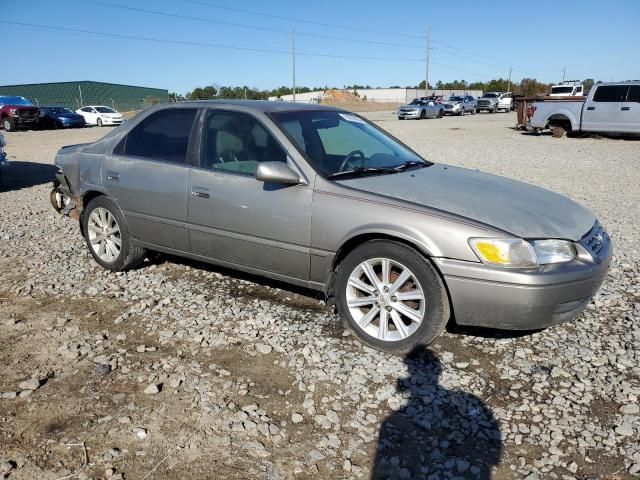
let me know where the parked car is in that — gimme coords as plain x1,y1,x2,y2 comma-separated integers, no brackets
475,92,500,113
398,99,444,119
0,96,39,132
497,92,513,112
76,105,123,127
550,82,585,97
51,101,611,354
38,106,86,129
443,95,477,116
528,81,640,137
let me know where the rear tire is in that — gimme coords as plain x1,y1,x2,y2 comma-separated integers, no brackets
2,118,16,132
82,196,146,272
437,109,444,118
335,240,450,355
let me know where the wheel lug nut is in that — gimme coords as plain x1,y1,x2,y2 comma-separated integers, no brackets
386,306,392,311
383,286,389,293
391,296,397,302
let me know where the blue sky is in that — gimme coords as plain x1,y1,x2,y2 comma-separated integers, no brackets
2,0,639,93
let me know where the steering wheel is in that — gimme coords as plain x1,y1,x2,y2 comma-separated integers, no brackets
338,150,365,172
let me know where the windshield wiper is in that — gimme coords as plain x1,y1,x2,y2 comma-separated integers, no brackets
327,167,398,179
393,160,430,172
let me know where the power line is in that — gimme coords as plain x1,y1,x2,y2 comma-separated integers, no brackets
432,40,561,76
178,0,426,40
0,20,424,62
81,0,424,49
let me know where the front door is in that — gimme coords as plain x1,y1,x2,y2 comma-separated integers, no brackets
582,84,627,132
103,108,198,252
187,109,312,281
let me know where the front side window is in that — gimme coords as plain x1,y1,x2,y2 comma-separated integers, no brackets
201,110,287,175
120,108,196,163
551,86,573,94
593,85,628,102
272,110,428,178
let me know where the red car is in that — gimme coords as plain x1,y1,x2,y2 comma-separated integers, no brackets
0,96,39,132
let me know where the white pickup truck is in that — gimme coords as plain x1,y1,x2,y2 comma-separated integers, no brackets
528,81,640,137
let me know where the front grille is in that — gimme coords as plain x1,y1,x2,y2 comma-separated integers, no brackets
477,100,491,106
581,221,610,261
18,109,38,118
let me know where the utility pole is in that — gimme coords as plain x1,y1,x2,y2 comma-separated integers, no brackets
292,30,296,103
562,66,566,83
424,26,430,95
78,84,83,107
507,66,512,92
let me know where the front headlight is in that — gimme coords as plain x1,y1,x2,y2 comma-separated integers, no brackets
530,239,576,264
469,238,537,268
469,238,576,268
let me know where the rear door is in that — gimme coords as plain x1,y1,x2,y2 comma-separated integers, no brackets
618,84,640,133
582,84,627,132
103,108,198,252
187,108,312,280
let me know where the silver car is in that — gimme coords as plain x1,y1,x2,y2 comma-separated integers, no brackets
397,98,444,120
51,101,611,354
443,95,477,116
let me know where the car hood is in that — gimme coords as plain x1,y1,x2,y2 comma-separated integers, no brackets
337,164,595,240
2,104,37,110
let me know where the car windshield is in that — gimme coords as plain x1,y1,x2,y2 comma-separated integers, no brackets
551,86,573,94
47,107,74,114
271,110,430,178
0,96,33,106
95,107,116,113
481,93,499,98
449,96,464,101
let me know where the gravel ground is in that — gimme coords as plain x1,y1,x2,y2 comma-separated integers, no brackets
0,114,639,480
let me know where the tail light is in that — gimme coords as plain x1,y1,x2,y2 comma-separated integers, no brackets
527,105,536,118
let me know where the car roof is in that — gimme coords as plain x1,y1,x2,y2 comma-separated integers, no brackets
164,99,343,113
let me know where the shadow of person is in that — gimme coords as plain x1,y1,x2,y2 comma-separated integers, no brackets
0,161,58,192
372,346,502,479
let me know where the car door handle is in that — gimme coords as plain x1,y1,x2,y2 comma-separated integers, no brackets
586,106,595,111
106,171,120,181
621,106,630,111
191,187,210,199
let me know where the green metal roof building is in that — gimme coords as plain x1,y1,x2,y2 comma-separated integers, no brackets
0,81,170,112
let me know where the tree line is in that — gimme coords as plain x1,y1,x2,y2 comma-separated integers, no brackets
172,78,597,101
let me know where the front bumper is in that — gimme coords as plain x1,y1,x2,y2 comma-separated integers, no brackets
100,117,123,125
434,236,612,330
476,104,496,111
398,110,421,119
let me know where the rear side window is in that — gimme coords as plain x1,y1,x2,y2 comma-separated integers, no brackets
592,85,628,102
626,86,640,102
121,109,197,163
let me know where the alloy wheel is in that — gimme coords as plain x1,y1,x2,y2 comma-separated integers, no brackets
346,257,425,342
87,207,122,263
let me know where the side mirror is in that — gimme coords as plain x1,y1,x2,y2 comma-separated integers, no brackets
255,161,301,185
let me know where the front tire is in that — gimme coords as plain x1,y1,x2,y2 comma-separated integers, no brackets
335,240,450,355
420,109,426,119
82,196,146,271
97,118,103,127
3,118,16,132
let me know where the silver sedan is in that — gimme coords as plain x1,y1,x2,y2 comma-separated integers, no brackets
397,99,444,120
52,101,611,354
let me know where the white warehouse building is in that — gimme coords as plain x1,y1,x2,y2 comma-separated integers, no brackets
268,88,484,103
